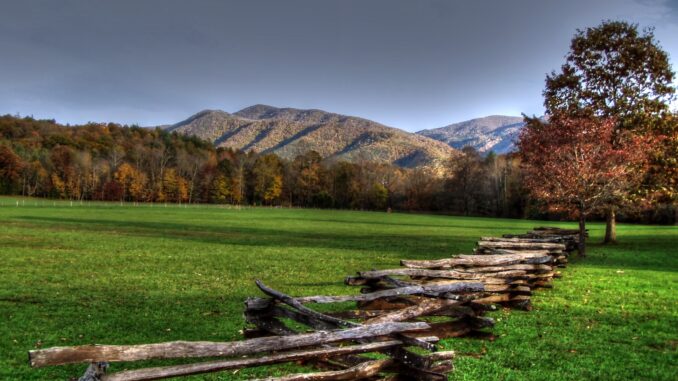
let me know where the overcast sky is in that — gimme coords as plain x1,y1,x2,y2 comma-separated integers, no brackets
1,0,676,131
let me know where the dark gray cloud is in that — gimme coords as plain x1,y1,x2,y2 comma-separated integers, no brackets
1,0,676,131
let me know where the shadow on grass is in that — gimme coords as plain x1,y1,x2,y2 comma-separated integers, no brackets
246,214,534,230
14,215,481,259
13,215,677,272
582,239,678,272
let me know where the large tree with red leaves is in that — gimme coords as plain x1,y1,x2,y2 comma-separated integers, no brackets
543,20,675,243
518,114,652,256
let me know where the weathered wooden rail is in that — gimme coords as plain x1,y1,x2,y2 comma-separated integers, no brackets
28,226,581,380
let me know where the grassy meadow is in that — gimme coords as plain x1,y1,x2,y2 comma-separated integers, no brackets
0,197,676,380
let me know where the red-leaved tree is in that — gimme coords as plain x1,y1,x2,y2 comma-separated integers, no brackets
518,114,652,256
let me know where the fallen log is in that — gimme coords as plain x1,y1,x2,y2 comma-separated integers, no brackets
29,322,430,367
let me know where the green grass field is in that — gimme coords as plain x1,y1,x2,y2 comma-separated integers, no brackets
0,197,676,380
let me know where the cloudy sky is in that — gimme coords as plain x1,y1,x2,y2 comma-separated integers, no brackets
1,0,676,131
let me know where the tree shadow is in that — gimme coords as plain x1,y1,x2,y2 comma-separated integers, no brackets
14,215,481,260
13,215,676,272
580,237,678,272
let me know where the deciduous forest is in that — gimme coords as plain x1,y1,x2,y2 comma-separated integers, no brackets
1,114,674,224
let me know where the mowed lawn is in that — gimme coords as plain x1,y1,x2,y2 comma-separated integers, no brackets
0,198,676,380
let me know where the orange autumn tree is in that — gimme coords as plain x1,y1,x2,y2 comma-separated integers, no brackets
115,163,147,202
518,114,652,256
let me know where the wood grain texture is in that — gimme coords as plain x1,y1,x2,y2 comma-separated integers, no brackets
100,341,411,381
358,268,527,280
29,322,429,367
401,253,552,269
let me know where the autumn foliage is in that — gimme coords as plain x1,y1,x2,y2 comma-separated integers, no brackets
518,114,652,255
2,113,672,225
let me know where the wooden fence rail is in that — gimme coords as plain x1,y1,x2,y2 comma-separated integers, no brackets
28,226,580,380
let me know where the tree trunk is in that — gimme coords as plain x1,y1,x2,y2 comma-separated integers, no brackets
603,207,617,244
578,211,586,257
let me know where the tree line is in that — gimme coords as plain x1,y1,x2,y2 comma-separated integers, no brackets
0,114,531,214
1,113,673,224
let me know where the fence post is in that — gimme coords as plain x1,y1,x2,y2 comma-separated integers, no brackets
78,362,108,381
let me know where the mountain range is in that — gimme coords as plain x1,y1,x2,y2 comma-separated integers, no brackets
165,105,525,167
417,115,525,155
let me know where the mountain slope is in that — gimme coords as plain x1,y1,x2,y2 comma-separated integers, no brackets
417,115,525,154
167,105,458,168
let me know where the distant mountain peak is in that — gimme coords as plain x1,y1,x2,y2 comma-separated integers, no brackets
167,105,458,168
193,109,231,118
417,115,526,155
234,104,281,119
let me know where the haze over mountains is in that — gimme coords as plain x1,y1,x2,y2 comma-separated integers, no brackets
166,105,525,167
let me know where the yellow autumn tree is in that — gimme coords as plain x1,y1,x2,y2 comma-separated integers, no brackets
263,174,283,204
115,163,147,201
211,175,231,203
162,168,189,203
252,154,284,205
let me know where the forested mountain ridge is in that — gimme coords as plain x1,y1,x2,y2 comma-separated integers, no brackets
417,115,525,154
166,105,458,168
0,114,478,211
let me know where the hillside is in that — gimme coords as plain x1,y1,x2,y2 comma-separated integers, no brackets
166,105,457,168
417,115,525,154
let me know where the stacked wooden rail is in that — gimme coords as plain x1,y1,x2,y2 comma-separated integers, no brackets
502,226,587,253
29,319,445,381
347,251,553,312
475,238,569,268
244,280,458,381
28,279,456,381
28,226,582,380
